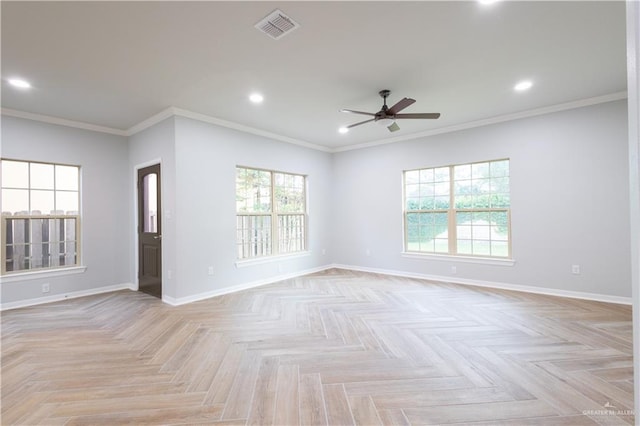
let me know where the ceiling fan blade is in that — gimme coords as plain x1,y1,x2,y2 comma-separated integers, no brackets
387,122,400,132
346,118,375,129
387,98,416,115
341,109,376,116
394,113,441,119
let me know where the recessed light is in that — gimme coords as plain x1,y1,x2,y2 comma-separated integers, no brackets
478,0,500,5
514,80,533,92
249,93,264,103
338,127,349,134
8,78,31,89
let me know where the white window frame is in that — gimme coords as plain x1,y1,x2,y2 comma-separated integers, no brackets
1,159,81,275
403,159,511,260
236,166,307,261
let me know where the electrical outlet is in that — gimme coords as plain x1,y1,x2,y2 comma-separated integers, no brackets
451,266,457,274
322,248,326,255
167,269,173,279
42,283,50,293
571,264,581,275
208,266,214,276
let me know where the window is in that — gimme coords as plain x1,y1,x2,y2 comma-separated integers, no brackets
236,167,306,259
1,159,80,274
404,159,510,258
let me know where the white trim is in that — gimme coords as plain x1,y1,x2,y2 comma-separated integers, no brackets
401,252,516,266
170,108,332,153
235,251,312,268
334,92,629,153
1,108,127,136
331,263,632,306
162,265,332,306
3,92,627,154
125,107,175,136
0,282,136,311
1,266,87,283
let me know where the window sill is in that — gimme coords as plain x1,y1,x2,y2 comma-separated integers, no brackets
401,252,515,266
235,251,311,268
1,266,87,283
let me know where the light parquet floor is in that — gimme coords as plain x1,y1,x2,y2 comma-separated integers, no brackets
1,269,634,425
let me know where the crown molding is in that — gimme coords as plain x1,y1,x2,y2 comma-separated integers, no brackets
170,108,332,153
333,91,629,153
1,108,127,136
3,90,627,154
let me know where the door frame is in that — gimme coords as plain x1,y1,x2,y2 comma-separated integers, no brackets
133,159,163,293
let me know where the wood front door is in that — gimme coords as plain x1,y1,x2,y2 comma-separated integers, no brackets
138,164,162,298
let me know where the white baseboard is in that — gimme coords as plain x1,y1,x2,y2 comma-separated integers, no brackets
331,264,632,306
0,282,136,311
3,263,629,310
162,265,334,306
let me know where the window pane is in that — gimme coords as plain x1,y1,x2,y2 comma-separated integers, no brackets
491,241,509,257
405,212,448,253
274,172,305,214
31,190,54,214
472,162,489,179
473,240,491,256
31,163,54,190
279,214,305,253
455,209,509,258
237,215,271,258
56,191,79,214
2,189,29,214
457,239,472,255
434,196,450,209
405,183,419,199
434,239,449,253
491,160,509,177
1,160,29,188
420,169,434,182
405,170,419,184
419,198,435,210
142,173,158,232
434,167,449,182
454,164,471,180
236,168,271,213
56,165,79,191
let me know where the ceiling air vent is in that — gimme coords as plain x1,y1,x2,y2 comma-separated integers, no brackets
255,9,300,40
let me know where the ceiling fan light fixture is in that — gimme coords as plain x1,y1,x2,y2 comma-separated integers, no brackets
376,117,395,127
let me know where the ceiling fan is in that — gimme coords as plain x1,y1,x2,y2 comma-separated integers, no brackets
341,90,440,132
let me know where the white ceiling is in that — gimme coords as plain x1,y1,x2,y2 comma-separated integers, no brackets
1,1,627,150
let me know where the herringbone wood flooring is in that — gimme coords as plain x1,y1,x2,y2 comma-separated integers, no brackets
1,269,634,425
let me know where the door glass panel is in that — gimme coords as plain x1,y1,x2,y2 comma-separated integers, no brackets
143,173,158,233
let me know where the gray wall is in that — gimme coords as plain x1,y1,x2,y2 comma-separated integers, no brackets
128,117,178,300
173,116,333,300
1,116,130,303
332,100,631,297
0,98,631,307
